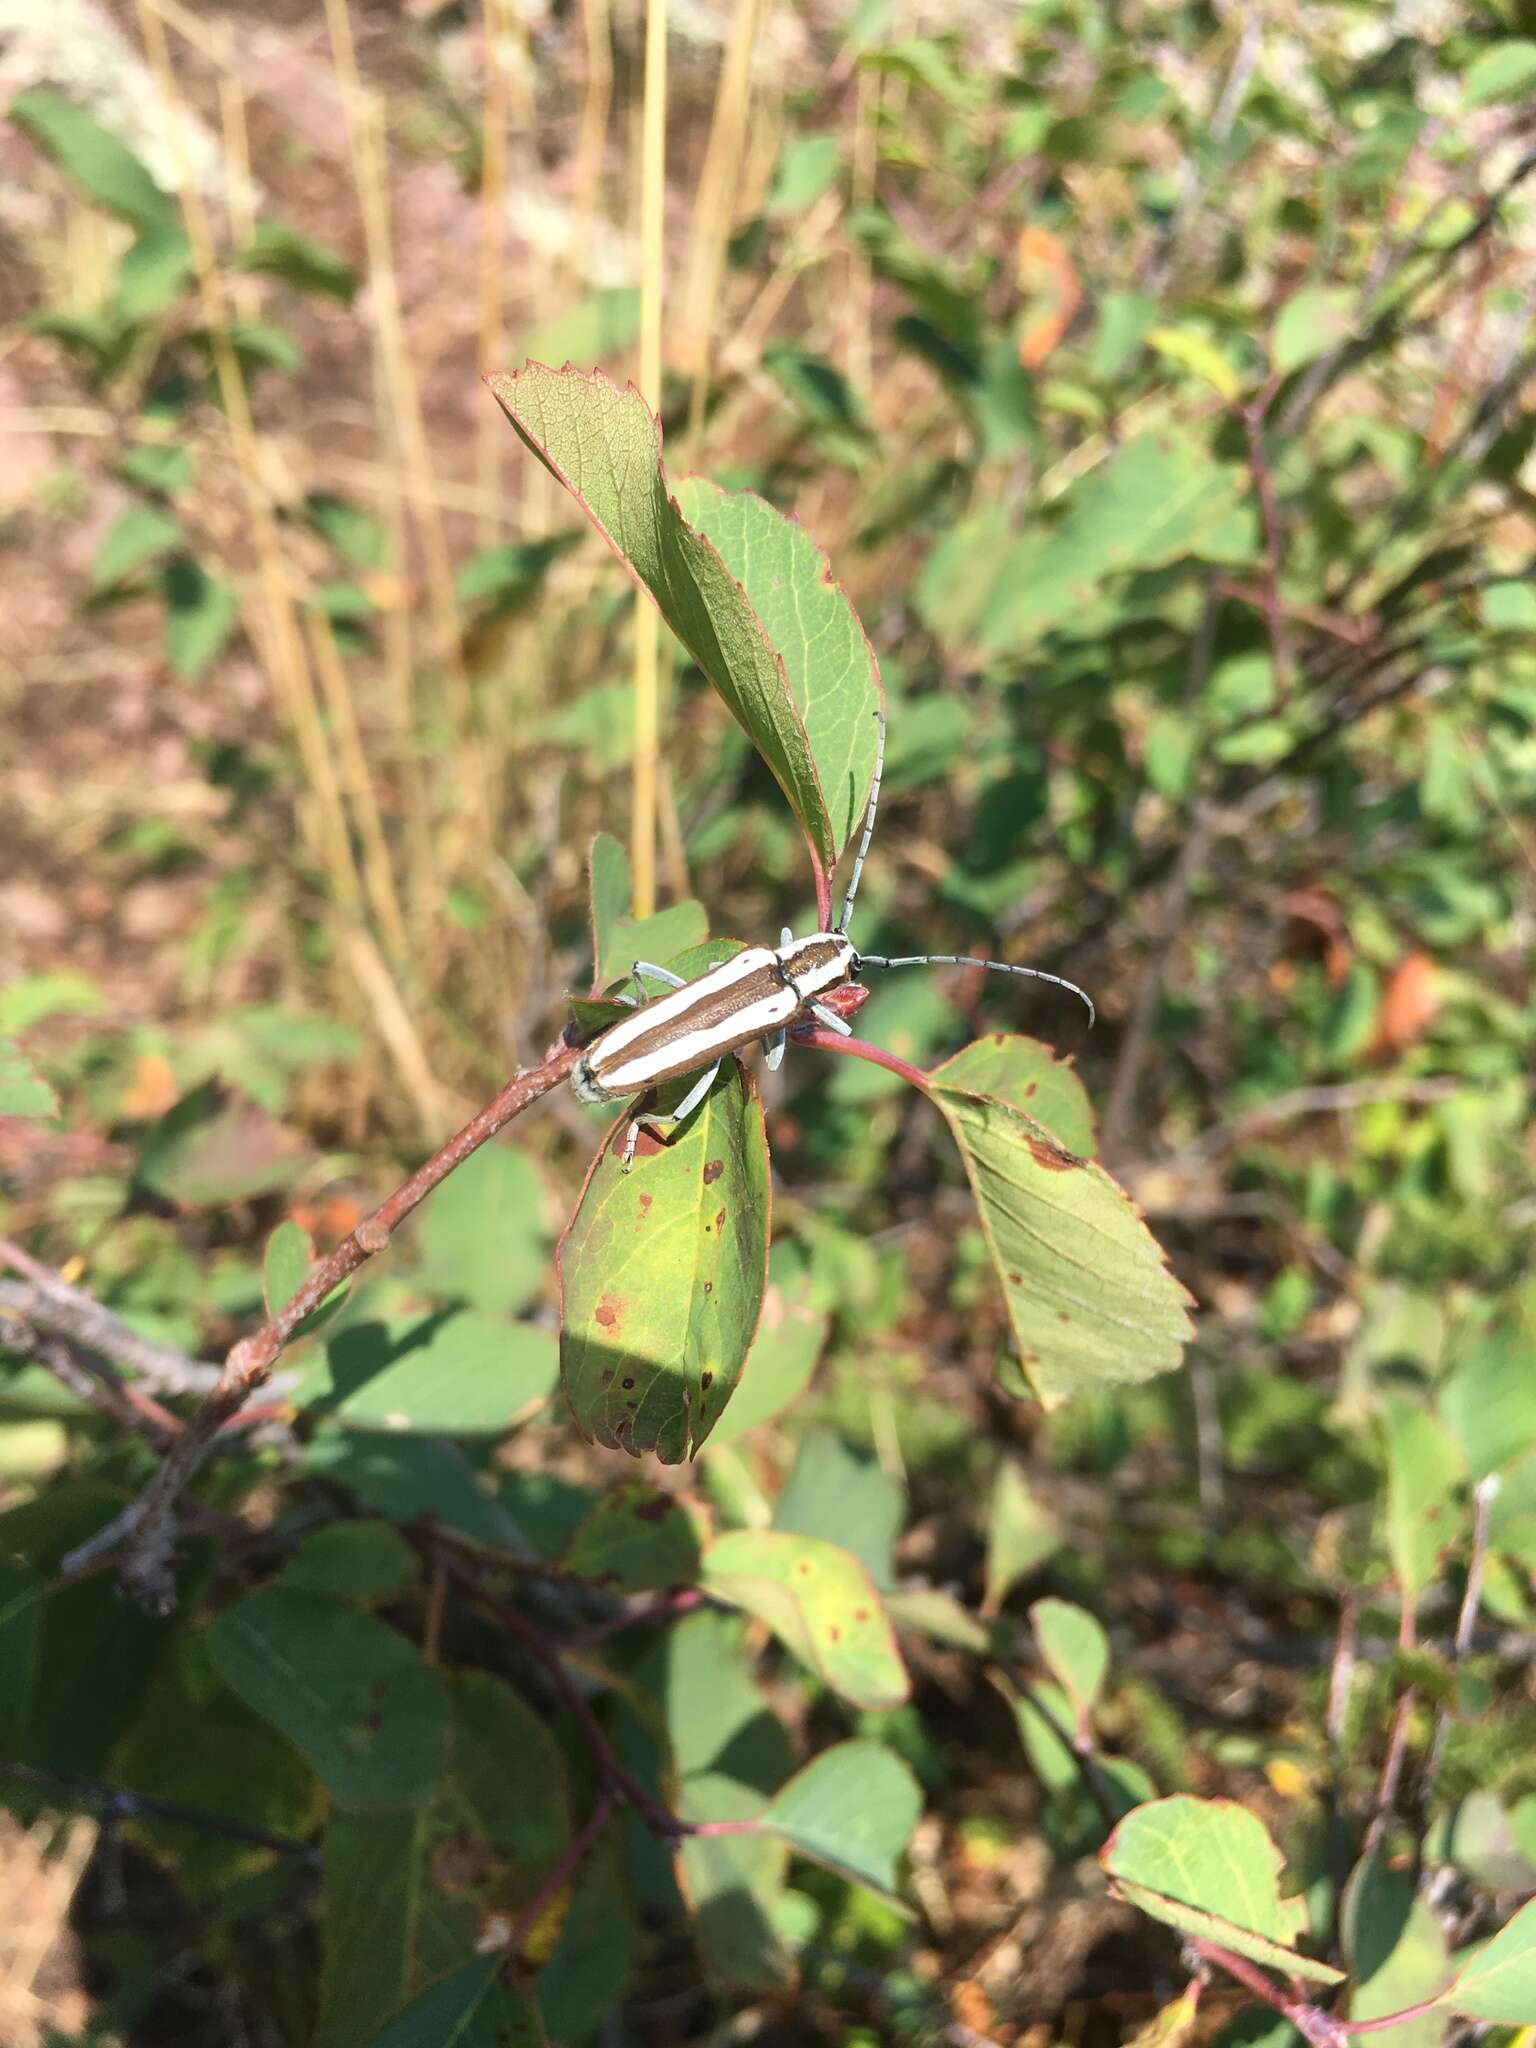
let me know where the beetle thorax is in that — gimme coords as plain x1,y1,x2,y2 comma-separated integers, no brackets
776,931,857,999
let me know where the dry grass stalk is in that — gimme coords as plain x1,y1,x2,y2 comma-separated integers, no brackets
134,0,363,923
631,0,670,919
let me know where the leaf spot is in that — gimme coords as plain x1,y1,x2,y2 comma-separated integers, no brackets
703,1158,725,1184
1027,1136,1081,1172
595,1294,623,1329
635,1495,674,1522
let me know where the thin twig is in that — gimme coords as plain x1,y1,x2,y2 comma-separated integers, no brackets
0,1761,319,1865
1419,1473,1501,1825
59,1042,582,1604
1242,382,1292,700
0,1309,183,1445
0,1261,219,1395
502,1789,615,1963
425,1541,686,1840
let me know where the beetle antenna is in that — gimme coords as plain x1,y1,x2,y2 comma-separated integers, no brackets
836,707,886,936
858,953,1096,1029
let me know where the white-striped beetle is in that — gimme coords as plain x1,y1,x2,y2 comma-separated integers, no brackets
572,712,1094,1168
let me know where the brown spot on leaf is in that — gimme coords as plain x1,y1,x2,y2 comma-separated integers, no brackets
700,1372,714,1392
703,1281,713,1293
703,1158,725,1184
364,1710,383,1733
1008,1271,1022,1284
368,1680,388,1699
1057,1310,1070,1322
595,1294,623,1330
827,1625,841,1642
621,1376,636,1390
635,1494,674,1523
1025,1081,1038,1097
1027,1136,1080,1172
793,1559,814,1579
600,1369,615,1384
715,1208,726,1232
637,1192,653,1216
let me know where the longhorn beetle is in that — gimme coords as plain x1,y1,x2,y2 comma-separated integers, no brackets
572,711,1095,1169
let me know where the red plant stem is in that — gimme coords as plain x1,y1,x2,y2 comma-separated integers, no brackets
1190,1943,1346,2048
793,1026,931,1092
60,1041,582,1597
1241,381,1293,701
427,1543,687,1841
566,1587,705,1649
504,1789,615,1963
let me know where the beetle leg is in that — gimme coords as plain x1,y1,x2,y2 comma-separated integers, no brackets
632,959,687,1004
810,1001,853,1036
619,1061,723,1172
762,1029,787,1071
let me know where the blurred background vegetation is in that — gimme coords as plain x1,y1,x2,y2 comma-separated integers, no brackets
2,0,1535,2040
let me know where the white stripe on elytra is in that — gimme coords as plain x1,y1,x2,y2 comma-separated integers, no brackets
590,947,779,1063
591,983,801,1093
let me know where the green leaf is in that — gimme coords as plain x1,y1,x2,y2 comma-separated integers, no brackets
1438,1897,1536,2019
416,1143,550,1316
1272,286,1353,375
135,1082,312,1205
364,1957,547,2048
559,1057,769,1463
928,1057,1194,1405
93,504,184,590
305,1432,518,1549
0,973,104,1037
704,1240,830,1447
0,1042,59,1121
919,434,1252,659
438,1669,569,1906
162,556,239,679
1463,40,1536,107
110,1633,321,1893
1342,1847,1452,2047
1440,1333,1536,1479
772,1427,904,1588
206,1588,447,1809
262,1218,312,1315
455,536,574,612
116,225,193,321
517,286,640,366
588,832,632,979
1382,1400,1466,1602
929,1035,1096,1157
1091,290,1157,381
594,901,713,994
562,1484,703,1590
281,1520,419,1601
304,492,390,569
116,442,193,496
1030,1598,1110,1725
10,90,176,233
487,365,836,877
981,1461,1059,1617
1101,1795,1344,1985
701,1528,910,1711
315,1808,428,2048
300,1309,559,1433
766,132,841,218
228,317,303,376
237,220,358,302
1145,326,1244,401
761,1740,922,1898
674,477,883,861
